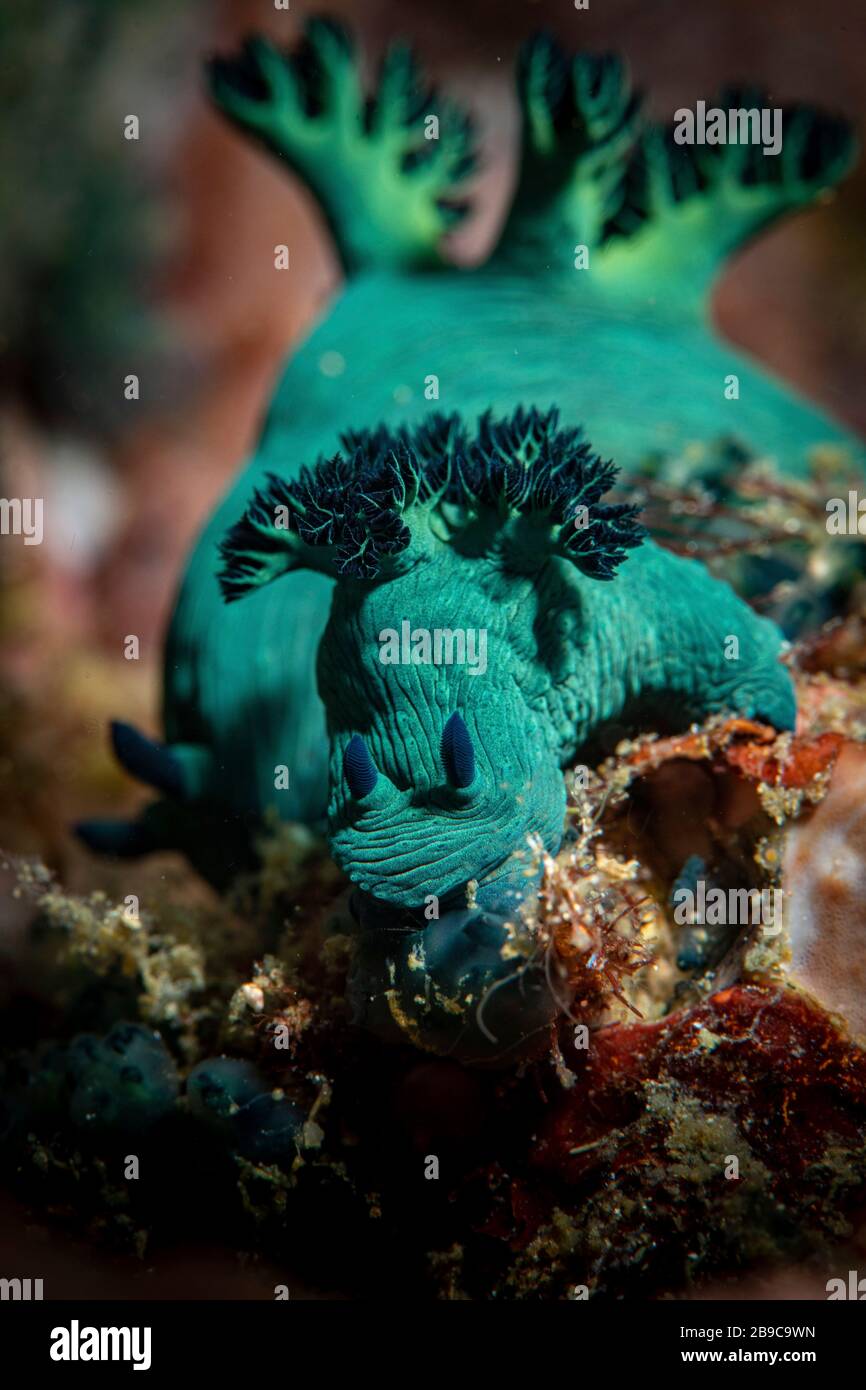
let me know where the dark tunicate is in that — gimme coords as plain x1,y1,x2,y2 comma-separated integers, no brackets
65,1024,179,1133
349,907,558,1066
186,1056,303,1165
1,1024,179,1139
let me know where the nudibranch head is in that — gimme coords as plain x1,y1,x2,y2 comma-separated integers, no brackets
219,406,643,920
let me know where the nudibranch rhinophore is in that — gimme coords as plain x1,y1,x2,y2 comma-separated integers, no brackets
79,18,863,1061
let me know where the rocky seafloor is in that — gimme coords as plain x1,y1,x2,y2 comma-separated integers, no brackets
3,452,866,1300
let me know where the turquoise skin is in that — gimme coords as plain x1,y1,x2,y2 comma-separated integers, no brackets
79,21,861,1059
319,510,795,914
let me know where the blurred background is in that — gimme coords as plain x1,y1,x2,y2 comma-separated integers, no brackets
0,0,864,1296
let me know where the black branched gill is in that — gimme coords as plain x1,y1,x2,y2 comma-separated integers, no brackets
219,406,645,594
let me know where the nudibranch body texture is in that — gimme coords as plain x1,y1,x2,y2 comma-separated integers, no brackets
81,21,861,1060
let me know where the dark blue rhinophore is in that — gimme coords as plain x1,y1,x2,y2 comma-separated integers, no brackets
344,734,379,799
441,711,476,789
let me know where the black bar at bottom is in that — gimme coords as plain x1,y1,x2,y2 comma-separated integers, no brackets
0,1297,861,1375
